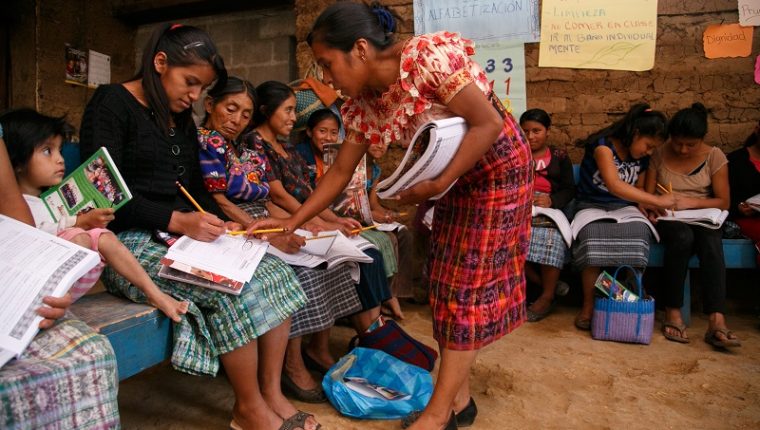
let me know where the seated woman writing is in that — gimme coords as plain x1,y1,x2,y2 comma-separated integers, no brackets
79,24,319,430
197,76,363,402
644,103,739,348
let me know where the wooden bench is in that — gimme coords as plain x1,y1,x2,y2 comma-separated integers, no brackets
70,293,172,381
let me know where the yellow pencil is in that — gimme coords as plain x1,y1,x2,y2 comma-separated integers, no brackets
398,211,408,216
656,183,670,194
350,225,378,234
175,181,205,214
227,228,286,236
305,234,337,241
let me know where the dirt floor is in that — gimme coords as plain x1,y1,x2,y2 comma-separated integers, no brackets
118,299,760,430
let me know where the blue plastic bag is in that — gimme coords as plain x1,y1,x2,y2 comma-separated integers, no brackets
322,347,433,419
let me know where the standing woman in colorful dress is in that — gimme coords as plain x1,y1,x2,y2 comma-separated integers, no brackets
249,3,533,429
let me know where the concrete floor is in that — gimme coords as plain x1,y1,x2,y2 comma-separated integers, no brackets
118,300,760,430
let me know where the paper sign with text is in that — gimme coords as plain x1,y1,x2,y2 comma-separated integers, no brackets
473,41,526,118
538,0,657,71
739,0,760,26
414,0,540,42
703,23,753,58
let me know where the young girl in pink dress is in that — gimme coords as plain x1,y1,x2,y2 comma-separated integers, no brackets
2,108,188,322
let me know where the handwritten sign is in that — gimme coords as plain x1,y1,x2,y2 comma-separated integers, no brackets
473,41,526,118
538,0,657,71
703,24,753,59
414,0,540,42
739,0,760,26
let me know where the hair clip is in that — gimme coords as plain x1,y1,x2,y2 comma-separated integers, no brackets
183,41,205,51
170,23,183,30
644,108,653,112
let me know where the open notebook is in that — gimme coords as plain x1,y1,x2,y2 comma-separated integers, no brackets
376,117,467,200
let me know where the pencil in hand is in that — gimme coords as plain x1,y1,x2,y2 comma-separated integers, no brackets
350,225,378,235
227,228,286,236
175,181,205,214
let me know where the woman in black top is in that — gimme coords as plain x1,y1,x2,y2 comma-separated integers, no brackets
80,24,320,430
728,120,760,266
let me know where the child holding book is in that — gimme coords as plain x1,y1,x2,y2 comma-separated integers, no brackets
519,108,575,322
572,103,676,331
644,103,739,348
0,123,120,430
1,108,189,321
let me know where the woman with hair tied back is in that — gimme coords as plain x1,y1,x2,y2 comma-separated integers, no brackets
248,3,533,429
571,103,676,332
644,103,739,348
80,24,318,430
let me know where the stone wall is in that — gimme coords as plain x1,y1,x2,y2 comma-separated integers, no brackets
7,0,136,131
294,0,760,162
135,7,297,86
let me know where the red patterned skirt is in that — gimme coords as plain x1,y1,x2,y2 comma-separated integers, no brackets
428,115,533,351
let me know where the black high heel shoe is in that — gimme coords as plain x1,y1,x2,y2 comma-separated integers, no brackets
454,397,478,427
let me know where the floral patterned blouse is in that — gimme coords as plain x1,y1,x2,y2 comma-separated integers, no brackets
243,130,314,204
197,127,269,202
341,31,491,148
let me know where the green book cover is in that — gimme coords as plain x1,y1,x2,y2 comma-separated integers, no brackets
40,147,132,222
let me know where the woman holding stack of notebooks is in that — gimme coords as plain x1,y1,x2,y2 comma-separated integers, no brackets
249,3,534,429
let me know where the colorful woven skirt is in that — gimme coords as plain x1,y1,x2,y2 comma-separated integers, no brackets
103,229,306,376
0,319,119,429
238,200,363,337
428,121,533,351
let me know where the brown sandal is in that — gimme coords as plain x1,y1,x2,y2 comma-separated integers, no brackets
661,321,690,344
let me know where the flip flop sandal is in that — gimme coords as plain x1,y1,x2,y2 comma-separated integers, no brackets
661,321,690,344
281,411,321,430
704,328,741,348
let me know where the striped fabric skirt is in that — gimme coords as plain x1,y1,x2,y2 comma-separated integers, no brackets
527,224,568,269
0,318,119,429
239,200,363,337
429,117,533,351
572,220,652,269
103,229,306,376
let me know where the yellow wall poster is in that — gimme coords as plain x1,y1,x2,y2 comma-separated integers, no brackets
538,0,658,71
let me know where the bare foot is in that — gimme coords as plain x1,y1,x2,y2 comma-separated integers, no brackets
147,291,189,323
262,387,320,430
382,297,405,320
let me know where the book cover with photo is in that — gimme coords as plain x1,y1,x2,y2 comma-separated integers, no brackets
41,147,132,223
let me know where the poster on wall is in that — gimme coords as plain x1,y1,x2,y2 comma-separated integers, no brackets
538,0,658,71
64,45,88,86
87,50,111,88
473,41,527,118
413,0,540,42
703,23,753,59
739,0,760,26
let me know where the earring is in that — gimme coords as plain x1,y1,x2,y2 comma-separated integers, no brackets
360,54,366,62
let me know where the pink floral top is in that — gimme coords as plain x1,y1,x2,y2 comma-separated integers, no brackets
341,31,491,148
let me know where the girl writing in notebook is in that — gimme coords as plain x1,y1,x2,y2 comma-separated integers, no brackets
644,103,739,348
1,108,189,322
79,24,317,430
572,103,676,331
